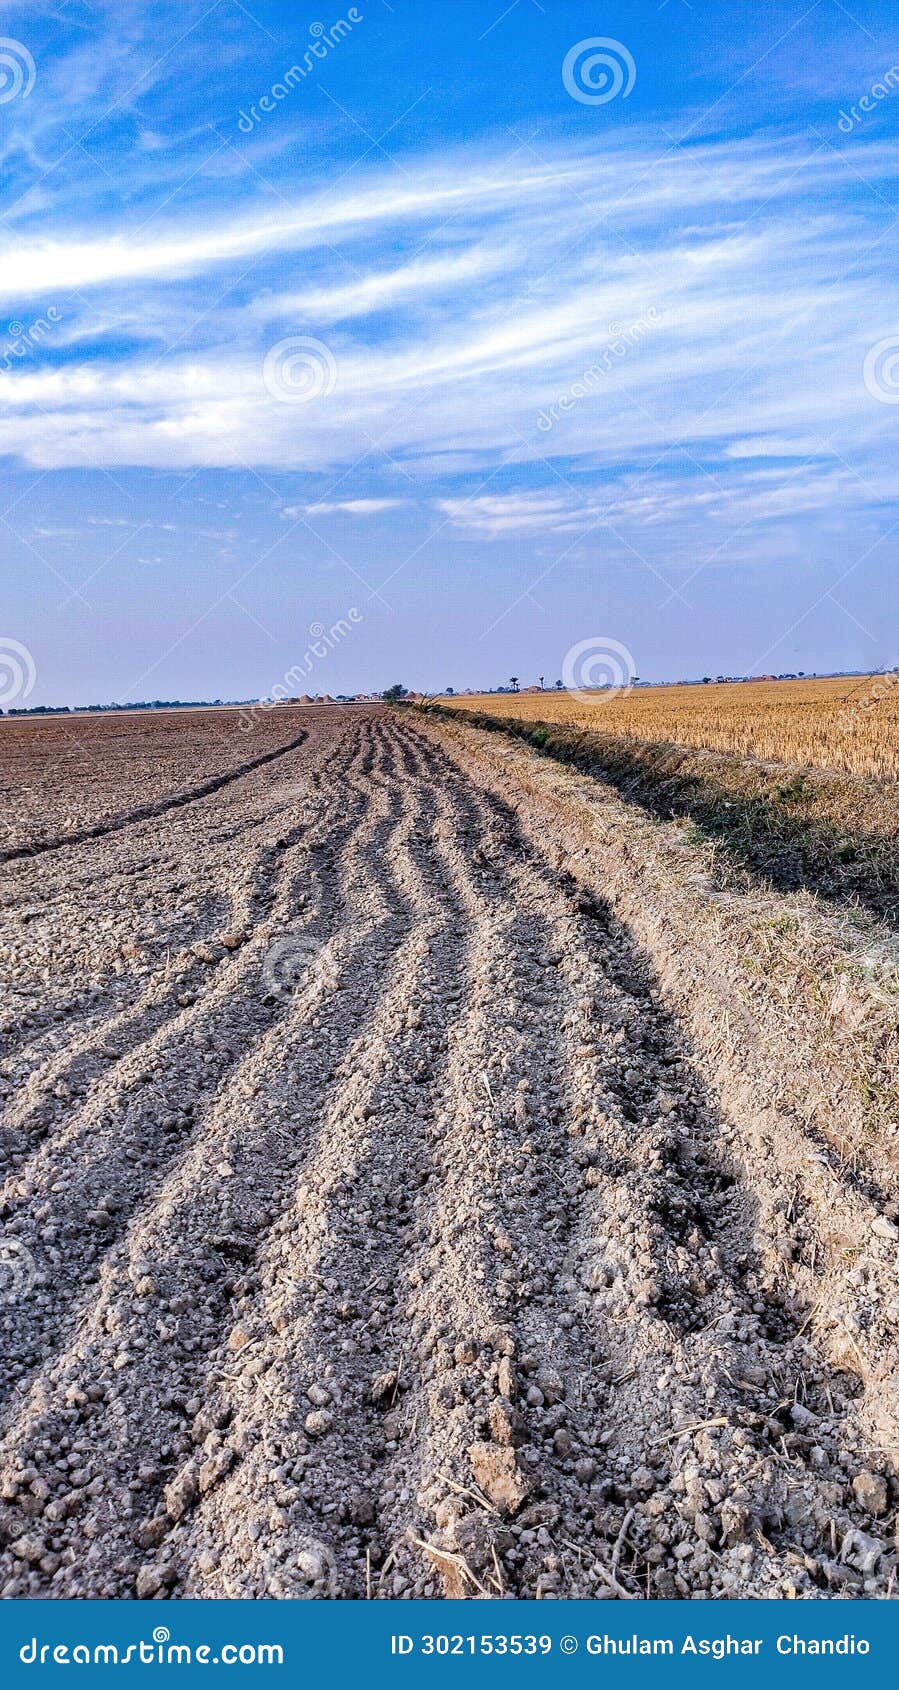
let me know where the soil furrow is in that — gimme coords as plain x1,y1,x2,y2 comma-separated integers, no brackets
0,731,310,864
175,727,463,1597
1,710,895,1603
0,726,374,1420
0,723,423,1594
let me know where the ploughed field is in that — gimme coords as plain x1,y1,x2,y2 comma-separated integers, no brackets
0,705,317,858
1,706,898,1601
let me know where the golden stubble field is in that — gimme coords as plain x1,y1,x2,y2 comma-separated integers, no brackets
438,675,899,780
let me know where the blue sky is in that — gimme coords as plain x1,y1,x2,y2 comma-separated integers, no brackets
1,0,898,705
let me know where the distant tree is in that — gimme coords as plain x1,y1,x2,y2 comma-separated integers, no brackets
555,679,563,689
382,683,408,702
509,675,519,692
445,685,454,695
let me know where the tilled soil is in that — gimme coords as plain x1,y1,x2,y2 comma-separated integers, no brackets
0,704,316,855
0,710,896,1600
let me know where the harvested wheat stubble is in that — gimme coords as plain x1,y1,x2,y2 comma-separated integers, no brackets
420,701,899,936
444,675,899,780
0,707,897,1601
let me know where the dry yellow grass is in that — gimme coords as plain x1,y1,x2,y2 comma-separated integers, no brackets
439,674,899,780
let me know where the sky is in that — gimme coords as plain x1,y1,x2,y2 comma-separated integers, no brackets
1,0,898,706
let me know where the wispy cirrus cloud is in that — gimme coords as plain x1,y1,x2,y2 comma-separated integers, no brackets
0,153,587,299
254,248,508,324
288,498,406,516
4,0,899,707
1,114,898,547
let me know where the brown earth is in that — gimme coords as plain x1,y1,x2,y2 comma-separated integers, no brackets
1,707,897,1600
0,704,331,856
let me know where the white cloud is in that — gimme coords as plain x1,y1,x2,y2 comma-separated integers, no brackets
434,493,583,538
255,250,506,324
724,436,835,458
286,499,406,517
0,157,582,301
0,129,897,554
